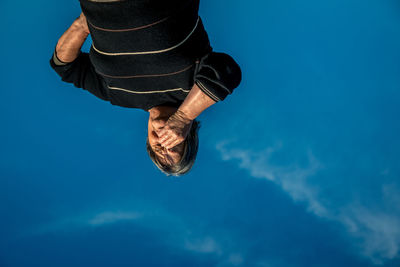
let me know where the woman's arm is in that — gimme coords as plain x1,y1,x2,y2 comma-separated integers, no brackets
158,51,242,150
55,13,90,63
158,83,216,149
50,13,109,101
177,82,216,120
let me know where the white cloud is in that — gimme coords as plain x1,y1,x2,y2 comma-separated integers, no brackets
216,141,400,265
343,206,400,264
184,236,222,254
33,208,242,266
31,210,143,235
217,142,327,217
227,253,244,266
88,211,141,226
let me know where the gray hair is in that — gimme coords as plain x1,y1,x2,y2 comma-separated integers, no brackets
146,120,200,176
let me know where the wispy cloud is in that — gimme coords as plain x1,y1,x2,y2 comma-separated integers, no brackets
184,236,222,254
31,210,143,235
216,141,400,265
227,253,244,266
217,142,327,216
342,206,400,263
33,208,244,266
88,211,141,226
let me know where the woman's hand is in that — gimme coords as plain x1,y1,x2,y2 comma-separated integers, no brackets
158,110,193,150
158,83,217,150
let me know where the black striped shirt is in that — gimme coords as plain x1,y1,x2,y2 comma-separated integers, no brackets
50,0,242,111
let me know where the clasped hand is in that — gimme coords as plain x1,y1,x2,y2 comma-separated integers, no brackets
158,110,193,150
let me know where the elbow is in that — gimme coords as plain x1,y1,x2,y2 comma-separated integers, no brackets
219,52,242,93
194,52,242,102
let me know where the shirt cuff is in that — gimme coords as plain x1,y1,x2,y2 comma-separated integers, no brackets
52,50,69,66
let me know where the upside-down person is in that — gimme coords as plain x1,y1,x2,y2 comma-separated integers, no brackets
50,0,242,176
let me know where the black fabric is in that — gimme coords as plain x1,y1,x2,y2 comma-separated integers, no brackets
50,0,242,111
86,0,199,53
50,52,110,101
195,52,242,102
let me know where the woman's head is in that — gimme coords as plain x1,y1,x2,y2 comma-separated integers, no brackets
146,106,200,176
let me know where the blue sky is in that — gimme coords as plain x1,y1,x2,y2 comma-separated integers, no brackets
1,0,400,266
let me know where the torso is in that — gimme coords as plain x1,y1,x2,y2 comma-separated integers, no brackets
79,0,212,110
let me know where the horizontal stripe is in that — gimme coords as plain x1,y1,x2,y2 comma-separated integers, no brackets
97,64,194,79
86,0,195,32
196,80,220,102
108,86,190,94
88,16,170,32
92,17,200,56
87,0,123,2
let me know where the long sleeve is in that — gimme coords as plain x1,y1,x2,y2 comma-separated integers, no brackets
194,52,242,102
49,50,110,101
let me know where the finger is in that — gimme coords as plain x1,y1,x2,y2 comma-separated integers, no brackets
165,134,183,149
160,131,178,144
166,138,183,150
160,135,173,147
158,131,170,143
161,138,175,149
161,136,177,148
158,130,166,140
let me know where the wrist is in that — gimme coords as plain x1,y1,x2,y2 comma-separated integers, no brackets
173,110,193,124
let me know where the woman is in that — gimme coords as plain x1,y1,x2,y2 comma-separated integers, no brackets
50,0,242,176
